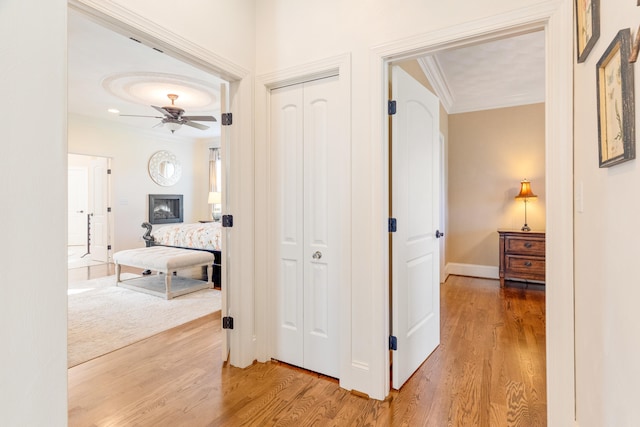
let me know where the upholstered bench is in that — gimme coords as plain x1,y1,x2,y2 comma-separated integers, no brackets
113,246,215,299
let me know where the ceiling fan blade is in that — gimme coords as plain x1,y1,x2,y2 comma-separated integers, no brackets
184,121,209,130
151,105,172,116
182,115,217,122
120,114,163,118
152,122,164,128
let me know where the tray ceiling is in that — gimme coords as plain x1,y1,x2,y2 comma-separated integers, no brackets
68,9,225,140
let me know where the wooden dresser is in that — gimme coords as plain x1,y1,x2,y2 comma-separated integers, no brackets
498,230,545,287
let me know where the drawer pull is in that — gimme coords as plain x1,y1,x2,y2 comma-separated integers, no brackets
524,242,533,248
524,261,532,267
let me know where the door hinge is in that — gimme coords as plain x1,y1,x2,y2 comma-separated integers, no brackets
388,100,397,115
389,335,398,351
222,214,233,228
107,245,112,250
222,316,234,329
388,218,397,233
107,169,112,174
107,207,112,213
221,113,233,126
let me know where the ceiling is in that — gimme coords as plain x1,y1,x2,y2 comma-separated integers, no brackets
68,12,545,139
67,9,226,140
419,31,546,114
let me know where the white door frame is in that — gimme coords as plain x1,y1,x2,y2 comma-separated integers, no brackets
371,2,575,424
68,0,255,368
439,133,447,283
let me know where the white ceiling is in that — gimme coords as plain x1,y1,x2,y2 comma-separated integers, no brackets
68,11,545,138
67,9,226,140
419,31,546,114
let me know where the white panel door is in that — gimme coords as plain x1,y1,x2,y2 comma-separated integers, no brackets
90,157,109,263
271,75,342,378
391,65,441,389
271,82,305,368
68,167,88,246
302,76,341,378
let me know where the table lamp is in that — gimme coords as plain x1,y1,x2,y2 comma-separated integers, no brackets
515,179,537,231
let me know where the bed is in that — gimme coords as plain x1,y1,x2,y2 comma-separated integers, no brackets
141,221,222,286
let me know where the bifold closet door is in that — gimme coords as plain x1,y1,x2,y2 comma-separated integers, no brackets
270,75,341,378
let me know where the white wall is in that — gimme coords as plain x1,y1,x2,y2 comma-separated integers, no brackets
574,1,640,426
0,0,68,425
68,114,213,252
255,0,571,405
448,104,546,267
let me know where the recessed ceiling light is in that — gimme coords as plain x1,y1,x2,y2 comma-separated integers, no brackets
107,108,120,114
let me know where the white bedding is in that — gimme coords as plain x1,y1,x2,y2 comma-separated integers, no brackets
151,222,222,251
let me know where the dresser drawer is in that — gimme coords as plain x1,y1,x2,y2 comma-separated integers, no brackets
504,255,545,281
498,230,546,287
504,236,545,256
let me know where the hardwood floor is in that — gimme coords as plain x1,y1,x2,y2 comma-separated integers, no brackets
68,271,546,426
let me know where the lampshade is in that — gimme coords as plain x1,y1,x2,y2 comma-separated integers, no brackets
208,191,221,204
515,179,537,199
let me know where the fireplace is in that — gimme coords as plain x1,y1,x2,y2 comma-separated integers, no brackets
149,194,183,224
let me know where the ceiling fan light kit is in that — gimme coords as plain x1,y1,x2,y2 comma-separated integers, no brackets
121,93,216,134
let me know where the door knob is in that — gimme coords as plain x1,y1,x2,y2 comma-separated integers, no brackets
312,251,322,260
76,210,84,213
435,230,444,238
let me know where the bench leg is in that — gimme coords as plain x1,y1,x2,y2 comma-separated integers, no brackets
115,263,121,284
207,264,213,288
165,272,172,299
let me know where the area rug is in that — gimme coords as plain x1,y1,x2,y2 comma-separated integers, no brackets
68,273,221,367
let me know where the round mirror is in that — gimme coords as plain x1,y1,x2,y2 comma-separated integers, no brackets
158,160,175,179
149,151,182,186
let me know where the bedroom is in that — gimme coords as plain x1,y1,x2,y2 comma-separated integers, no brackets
67,9,226,265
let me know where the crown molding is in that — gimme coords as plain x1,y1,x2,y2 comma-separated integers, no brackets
69,0,248,82
417,56,454,114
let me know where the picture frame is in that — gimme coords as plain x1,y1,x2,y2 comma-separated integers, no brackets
596,29,635,168
575,0,600,63
630,25,640,63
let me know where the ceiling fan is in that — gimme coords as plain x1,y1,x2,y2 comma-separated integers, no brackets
120,93,216,133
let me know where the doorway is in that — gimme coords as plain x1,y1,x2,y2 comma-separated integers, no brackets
67,2,245,366
376,13,574,418
67,153,111,269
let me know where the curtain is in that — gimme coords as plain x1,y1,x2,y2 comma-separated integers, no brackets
209,148,221,192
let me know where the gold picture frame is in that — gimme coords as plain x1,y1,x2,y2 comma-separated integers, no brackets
596,29,635,168
575,0,600,63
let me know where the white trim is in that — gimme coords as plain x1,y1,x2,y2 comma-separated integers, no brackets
254,54,353,389
418,56,454,114
371,2,575,425
419,52,545,114
446,263,499,280
68,0,248,81
372,2,560,61
451,97,546,114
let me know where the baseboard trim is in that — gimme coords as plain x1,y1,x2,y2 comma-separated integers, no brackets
445,263,499,280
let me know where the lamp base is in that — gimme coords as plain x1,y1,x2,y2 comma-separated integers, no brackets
521,224,531,232
212,211,221,222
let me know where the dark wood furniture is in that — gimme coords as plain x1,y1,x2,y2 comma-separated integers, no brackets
498,230,545,287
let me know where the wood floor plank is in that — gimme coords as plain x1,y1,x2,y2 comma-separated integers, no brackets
68,271,546,426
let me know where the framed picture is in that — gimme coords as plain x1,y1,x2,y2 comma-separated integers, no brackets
631,25,640,63
596,29,635,168
575,0,600,62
